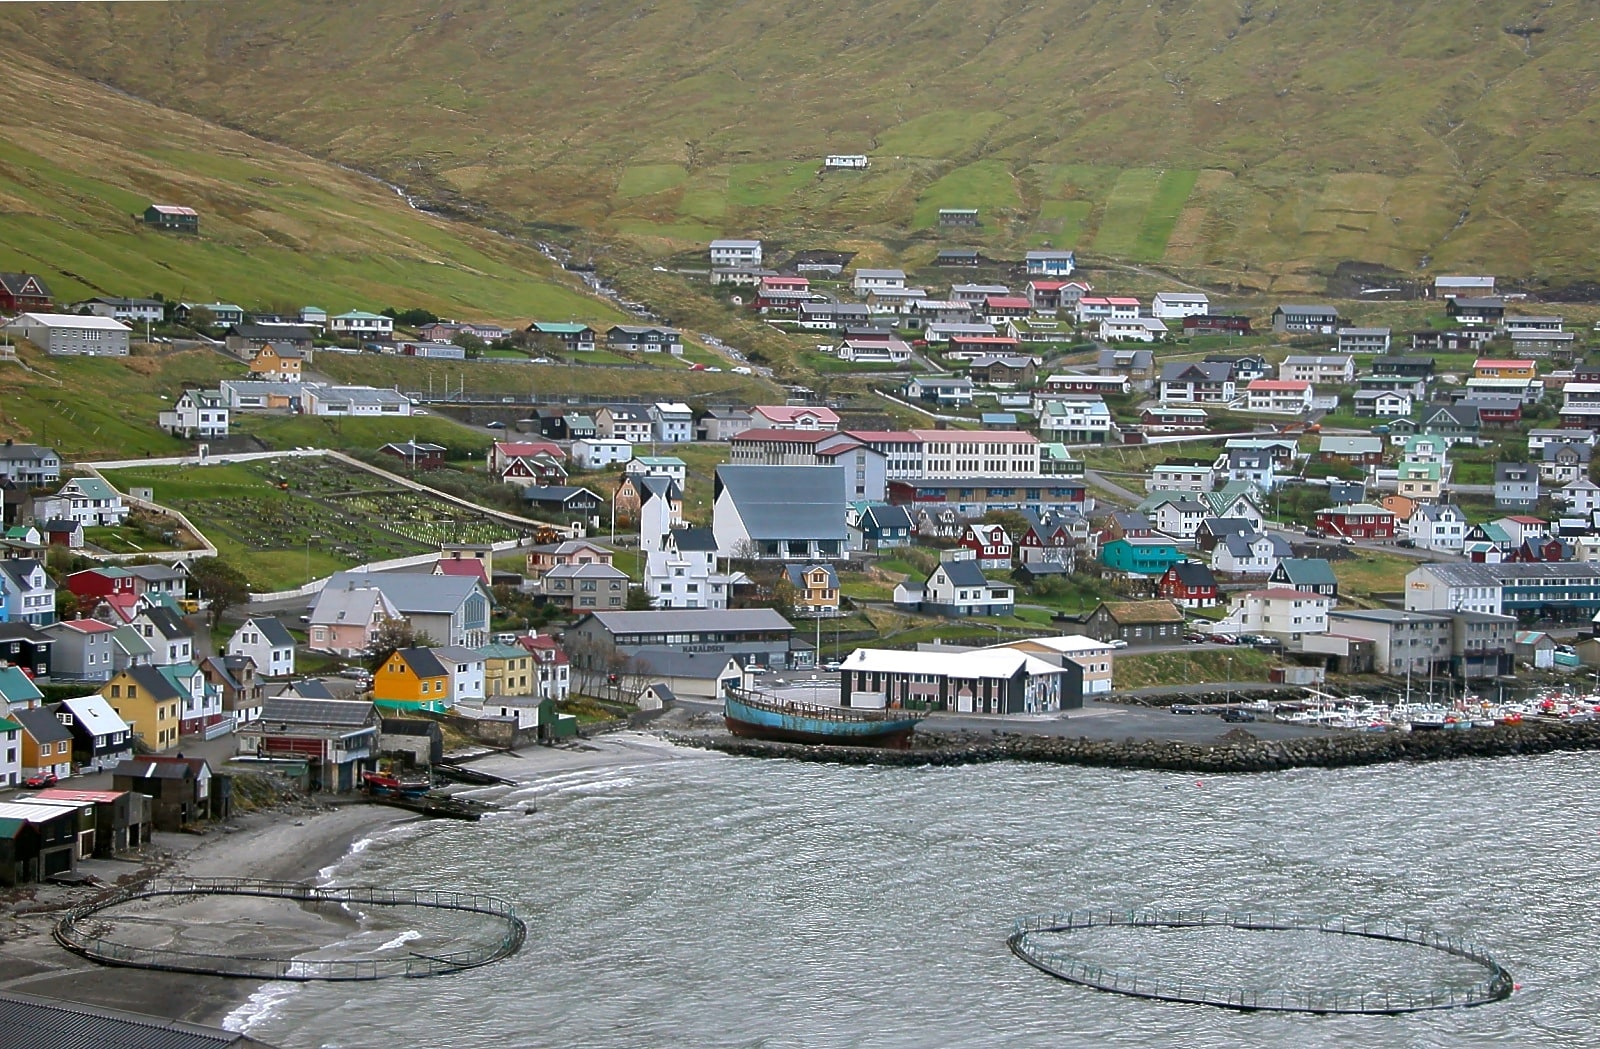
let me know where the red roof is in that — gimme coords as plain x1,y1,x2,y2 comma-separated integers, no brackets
751,405,840,425
908,428,1037,443
1474,359,1529,369
55,618,116,634
436,559,489,583
730,428,841,444
984,296,1032,309
1028,281,1068,291
34,788,126,804
1107,297,1141,306
150,205,199,216
494,440,566,460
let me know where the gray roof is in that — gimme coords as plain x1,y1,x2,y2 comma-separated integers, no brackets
936,558,990,588
544,562,630,580
324,570,485,616
0,989,277,1049
643,682,679,703
1495,462,1537,484
715,465,847,541
630,651,742,680
0,621,52,644
242,616,296,648
1160,361,1232,383
1273,558,1338,587
861,504,913,531
1418,562,1600,587
1543,442,1594,462
283,679,336,700
667,527,719,552
1276,304,1339,316
137,606,191,640
123,664,183,703
259,696,376,727
396,646,451,677
10,706,72,746
581,608,795,636
124,564,187,584
308,584,395,627
785,563,839,588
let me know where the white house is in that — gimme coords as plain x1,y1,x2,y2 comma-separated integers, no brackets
328,311,395,340
1150,499,1208,539
47,477,129,527
851,269,907,295
1279,356,1355,384
1407,503,1468,553
1038,397,1113,444
6,313,131,356
625,456,688,487
227,616,297,678
301,385,412,416
650,402,694,444
1150,293,1210,319
920,558,1016,617
645,527,747,610
158,389,230,439
572,439,633,470
1563,479,1600,516
0,560,55,627
1146,464,1214,493
709,240,763,267
1244,380,1314,415
1225,588,1332,639
1211,532,1291,576
1099,317,1168,342
435,646,487,702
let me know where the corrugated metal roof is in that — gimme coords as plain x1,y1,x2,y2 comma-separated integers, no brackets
0,989,275,1048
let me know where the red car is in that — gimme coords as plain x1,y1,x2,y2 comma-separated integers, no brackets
23,772,57,789
1210,635,1238,646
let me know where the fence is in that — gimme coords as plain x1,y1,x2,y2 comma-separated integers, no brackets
55,877,527,981
1008,908,1513,1014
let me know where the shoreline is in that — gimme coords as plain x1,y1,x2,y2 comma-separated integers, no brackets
0,733,691,1032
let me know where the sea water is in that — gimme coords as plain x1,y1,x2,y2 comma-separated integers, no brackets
230,748,1600,1048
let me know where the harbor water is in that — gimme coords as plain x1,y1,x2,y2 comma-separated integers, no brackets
233,745,1599,1048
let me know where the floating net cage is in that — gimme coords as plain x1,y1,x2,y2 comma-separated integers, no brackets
55,877,527,981
1008,908,1513,1014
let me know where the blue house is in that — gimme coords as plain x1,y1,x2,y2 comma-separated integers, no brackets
1100,537,1184,576
1025,250,1077,277
850,504,913,550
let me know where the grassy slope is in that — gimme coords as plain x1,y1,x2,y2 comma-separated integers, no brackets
9,2,1600,286
0,50,617,325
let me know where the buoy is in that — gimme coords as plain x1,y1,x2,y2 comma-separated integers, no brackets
1195,780,1204,787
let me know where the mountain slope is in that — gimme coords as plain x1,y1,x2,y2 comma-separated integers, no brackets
0,48,617,322
6,1,1598,287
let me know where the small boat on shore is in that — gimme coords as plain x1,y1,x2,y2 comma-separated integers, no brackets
362,770,433,798
723,689,924,749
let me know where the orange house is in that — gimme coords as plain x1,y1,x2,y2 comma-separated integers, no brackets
101,666,182,752
371,647,451,711
1473,359,1535,380
249,343,304,381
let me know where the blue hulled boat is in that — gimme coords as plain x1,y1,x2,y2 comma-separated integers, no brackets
723,689,923,749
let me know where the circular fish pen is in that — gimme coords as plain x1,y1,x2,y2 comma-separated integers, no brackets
55,877,527,981
1008,909,1513,1014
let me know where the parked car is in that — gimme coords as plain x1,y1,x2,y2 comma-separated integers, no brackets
1340,536,1357,546
1396,537,1415,548
1108,639,1129,649
486,420,506,429
23,772,57,789
1220,708,1257,723
1306,527,1325,538
1185,633,1208,644
1171,704,1199,715
1210,634,1238,645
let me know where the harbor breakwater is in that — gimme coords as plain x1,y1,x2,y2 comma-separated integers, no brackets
665,719,1600,774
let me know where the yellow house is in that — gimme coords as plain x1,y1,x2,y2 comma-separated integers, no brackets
479,643,534,696
1472,358,1535,380
249,343,304,381
784,564,840,617
371,647,451,711
101,666,182,751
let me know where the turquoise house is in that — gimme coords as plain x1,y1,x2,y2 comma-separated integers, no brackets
1100,537,1184,576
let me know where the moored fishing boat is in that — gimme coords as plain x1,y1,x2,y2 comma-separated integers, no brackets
362,769,433,797
723,688,924,748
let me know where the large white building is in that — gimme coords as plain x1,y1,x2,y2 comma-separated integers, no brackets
709,240,763,267
645,527,747,609
5,313,130,356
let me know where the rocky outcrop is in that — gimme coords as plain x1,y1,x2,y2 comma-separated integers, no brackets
664,720,1600,774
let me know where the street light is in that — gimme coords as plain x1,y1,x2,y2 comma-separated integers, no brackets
305,534,322,584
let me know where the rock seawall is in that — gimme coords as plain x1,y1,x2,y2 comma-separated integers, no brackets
665,720,1600,773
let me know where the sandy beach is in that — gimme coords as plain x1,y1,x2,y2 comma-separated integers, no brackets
0,732,689,1029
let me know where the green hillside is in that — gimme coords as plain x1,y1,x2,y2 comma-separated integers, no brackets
7,1,1599,287
0,50,617,324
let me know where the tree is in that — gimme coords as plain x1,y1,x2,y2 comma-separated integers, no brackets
186,306,216,331
384,307,439,327
769,575,797,619
981,509,1030,541
186,557,250,627
452,332,487,359
364,619,439,672
625,584,653,610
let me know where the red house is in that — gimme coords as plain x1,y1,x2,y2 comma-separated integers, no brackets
1017,515,1074,564
1470,399,1522,427
1507,536,1569,563
66,567,138,603
983,296,1032,320
1157,561,1220,609
959,523,1014,569
1314,504,1397,541
948,334,1022,358
0,272,53,314
380,441,447,471
1183,314,1253,335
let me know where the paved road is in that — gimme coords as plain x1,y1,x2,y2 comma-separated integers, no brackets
1084,469,1143,505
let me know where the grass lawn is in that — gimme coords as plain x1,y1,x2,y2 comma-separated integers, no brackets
1331,550,1416,601
1113,647,1278,690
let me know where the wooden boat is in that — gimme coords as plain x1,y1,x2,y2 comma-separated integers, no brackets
362,770,432,797
723,688,923,749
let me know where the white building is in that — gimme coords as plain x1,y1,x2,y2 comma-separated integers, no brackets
435,646,487,702
1145,464,1214,493
328,311,395,339
625,456,688,487
851,269,907,295
1407,503,1468,553
823,155,869,170
1099,317,1168,342
1211,532,1290,576
226,616,297,678
1038,398,1113,444
5,313,131,356
1150,499,1208,539
301,385,411,416
709,240,763,267
645,527,746,609
572,439,633,470
158,389,230,438
1150,293,1210,319
650,402,693,443
48,477,129,527
1244,380,1314,415
1225,588,1332,639
1279,355,1355,384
